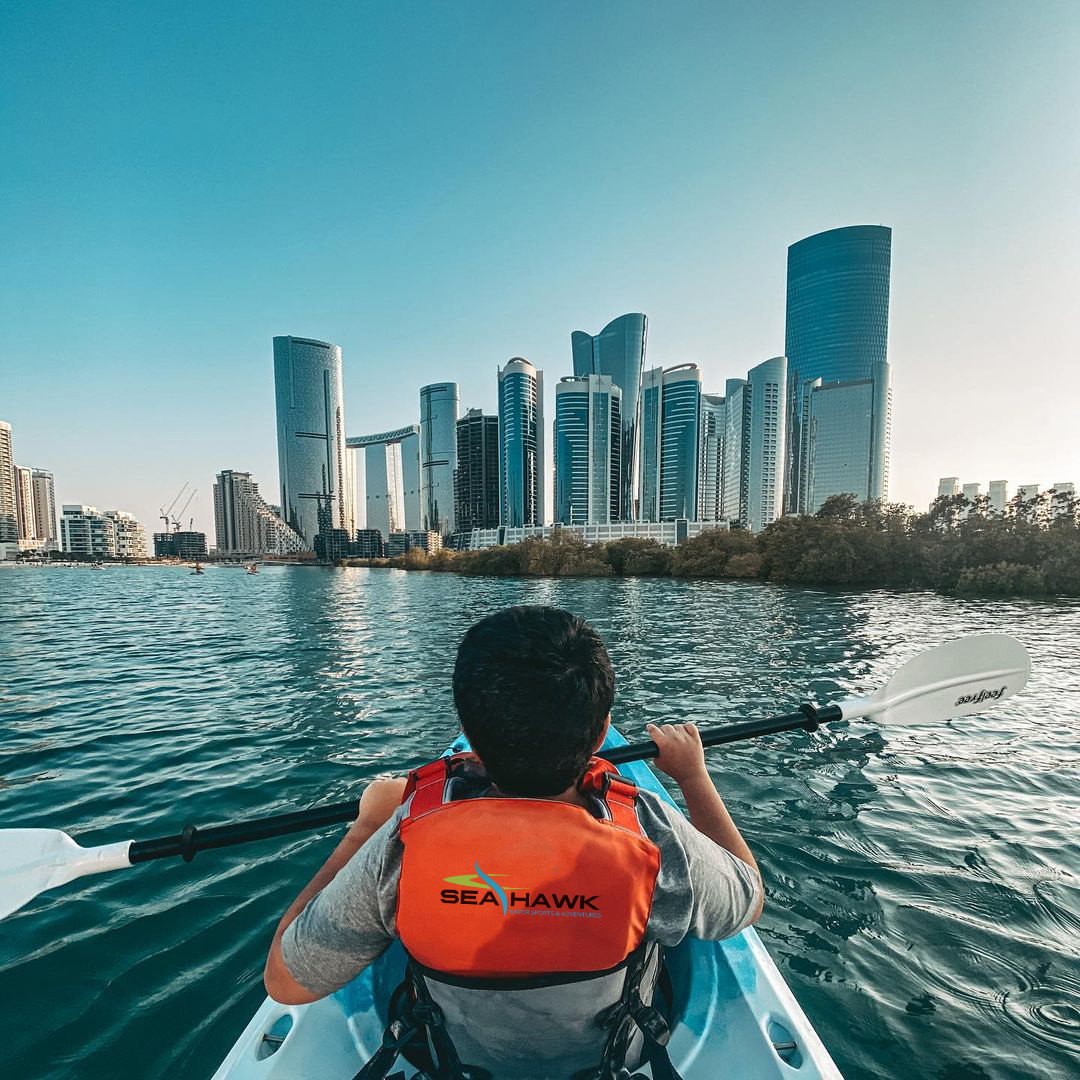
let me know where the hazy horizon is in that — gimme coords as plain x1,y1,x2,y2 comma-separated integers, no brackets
2,2,1077,538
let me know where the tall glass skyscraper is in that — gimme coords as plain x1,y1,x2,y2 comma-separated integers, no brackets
273,336,354,547
747,356,787,531
454,409,499,532
554,375,621,525
784,225,892,513
498,357,545,528
802,363,892,513
698,393,727,522
720,358,787,532
571,313,647,521
420,382,459,536
638,365,701,522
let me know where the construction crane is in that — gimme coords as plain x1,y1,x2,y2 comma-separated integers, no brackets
159,483,189,534
171,488,197,532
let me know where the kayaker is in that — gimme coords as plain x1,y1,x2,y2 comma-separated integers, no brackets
264,606,763,1079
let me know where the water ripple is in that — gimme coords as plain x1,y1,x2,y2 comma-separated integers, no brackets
1,566,1078,1079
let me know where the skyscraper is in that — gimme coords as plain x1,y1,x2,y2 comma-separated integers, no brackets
348,426,422,538
699,393,727,522
721,378,750,526
498,357,545,528
15,466,35,541
420,382,459,536
273,335,354,548
554,374,621,525
785,225,892,513
29,469,57,548
0,421,16,544
938,477,960,498
455,409,500,532
571,314,647,521
638,365,702,522
802,367,892,514
721,359,787,532
988,480,1009,514
746,356,787,531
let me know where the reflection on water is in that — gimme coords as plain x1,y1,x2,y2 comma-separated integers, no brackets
0,566,1077,1079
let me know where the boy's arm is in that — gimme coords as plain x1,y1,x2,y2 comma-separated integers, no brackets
646,722,764,923
263,777,407,1004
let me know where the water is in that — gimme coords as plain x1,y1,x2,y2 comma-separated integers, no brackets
1,566,1078,1080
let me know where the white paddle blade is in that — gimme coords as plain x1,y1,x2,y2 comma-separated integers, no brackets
840,634,1030,725
0,829,132,920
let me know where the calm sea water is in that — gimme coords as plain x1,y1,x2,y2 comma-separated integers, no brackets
1,566,1078,1079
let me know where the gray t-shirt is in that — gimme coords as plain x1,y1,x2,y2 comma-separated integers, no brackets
282,789,762,1077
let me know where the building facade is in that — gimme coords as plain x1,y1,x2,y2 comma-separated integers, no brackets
213,468,303,556
719,360,786,532
802,366,892,514
15,466,35,541
639,365,703,523
354,529,385,558
454,409,499,533
348,425,422,538
554,375,621,525
0,421,16,544
571,314,647,521
106,510,148,559
419,382,459,536
988,480,1009,514
938,477,960,499
60,505,116,557
457,519,729,551
698,393,727,523
498,358,545,528
273,335,354,548
153,531,208,559
785,225,893,514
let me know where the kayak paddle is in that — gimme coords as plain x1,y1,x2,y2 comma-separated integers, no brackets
0,632,1030,921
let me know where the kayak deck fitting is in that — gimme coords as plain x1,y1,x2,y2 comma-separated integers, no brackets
213,727,842,1079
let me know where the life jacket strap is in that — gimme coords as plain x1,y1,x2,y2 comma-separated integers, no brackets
404,759,452,819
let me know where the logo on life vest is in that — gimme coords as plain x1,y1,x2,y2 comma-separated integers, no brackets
441,862,600,917
954,685,1007,706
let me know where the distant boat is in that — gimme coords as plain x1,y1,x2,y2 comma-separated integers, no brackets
91,562,105,570
246,564,259,575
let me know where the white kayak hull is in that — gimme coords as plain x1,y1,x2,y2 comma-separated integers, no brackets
214,728,842,1079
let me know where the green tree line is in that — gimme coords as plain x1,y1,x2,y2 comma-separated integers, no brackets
341,490,1080,596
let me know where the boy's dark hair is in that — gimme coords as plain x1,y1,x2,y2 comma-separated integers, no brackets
452,606,615,797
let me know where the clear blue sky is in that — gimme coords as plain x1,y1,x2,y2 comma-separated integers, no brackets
2,1,1077,537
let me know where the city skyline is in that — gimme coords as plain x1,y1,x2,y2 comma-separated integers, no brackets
2,4,1077,537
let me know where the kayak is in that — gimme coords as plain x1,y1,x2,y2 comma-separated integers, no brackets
213,725,843,1079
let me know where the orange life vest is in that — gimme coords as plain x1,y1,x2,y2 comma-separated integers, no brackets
396,754,661,980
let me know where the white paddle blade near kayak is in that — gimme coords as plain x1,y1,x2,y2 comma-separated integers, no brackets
0,829,131,920
838,633,1031,725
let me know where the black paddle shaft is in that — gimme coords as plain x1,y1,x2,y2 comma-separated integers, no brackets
601,703,843,765
126,702,843,865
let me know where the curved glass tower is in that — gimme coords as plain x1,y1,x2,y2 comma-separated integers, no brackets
498,358,544,528
274,336,353,548
784,226,892,512
571,314,647,521
420,382,459,536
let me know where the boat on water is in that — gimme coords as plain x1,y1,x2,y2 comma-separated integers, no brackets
213,725,841,1079
247,564,259,575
